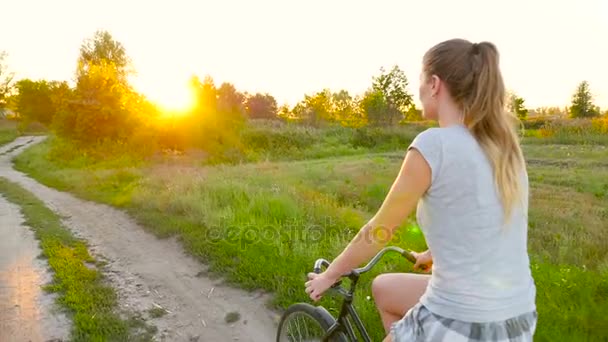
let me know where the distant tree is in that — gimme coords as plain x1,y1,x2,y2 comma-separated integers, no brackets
277,104,291,119
369,65,414,125
331,90,361,126
187,75,250,151
507,92,529,120
245,93,278,119
360,89,390,126
569,81,599,118
215,82,245,142
55,62,138,143
534,106,565,117
291,102,306,121
217,82,246,121
300,90,333,126
189,75,218,140
201,76,217,111
403,104,423,121
14,79,54,125
78,30,131,80
54,31,139,144
48,81,72,113
0,51,14,110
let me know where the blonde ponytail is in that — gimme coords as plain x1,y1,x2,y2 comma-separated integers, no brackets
423,39,525,220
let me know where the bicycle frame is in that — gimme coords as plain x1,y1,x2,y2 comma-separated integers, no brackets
315,246,417,341
323,270,372,341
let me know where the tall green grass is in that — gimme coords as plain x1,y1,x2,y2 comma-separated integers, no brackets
0,119,19,146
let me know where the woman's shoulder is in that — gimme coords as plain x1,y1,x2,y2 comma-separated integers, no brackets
411,127,443,145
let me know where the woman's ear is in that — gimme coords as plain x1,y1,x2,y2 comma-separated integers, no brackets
430,75,441,98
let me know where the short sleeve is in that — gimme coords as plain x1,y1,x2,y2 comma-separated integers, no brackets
408,128,443,184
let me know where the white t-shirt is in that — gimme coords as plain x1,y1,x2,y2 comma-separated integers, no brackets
409,124,537,323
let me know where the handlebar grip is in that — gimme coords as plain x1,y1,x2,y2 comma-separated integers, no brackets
402,250,417,264
314,259,330,274
313,259,343,288
403,250,430,271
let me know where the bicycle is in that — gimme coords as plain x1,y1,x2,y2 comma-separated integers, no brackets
276,246,419,342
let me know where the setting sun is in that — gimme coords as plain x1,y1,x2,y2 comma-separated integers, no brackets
149,85,194,113
133,74,194,114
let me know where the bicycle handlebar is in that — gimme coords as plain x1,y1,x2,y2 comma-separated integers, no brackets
313,246,419,277
314,258,331,274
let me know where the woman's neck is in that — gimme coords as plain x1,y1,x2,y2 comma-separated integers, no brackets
437,102,465,128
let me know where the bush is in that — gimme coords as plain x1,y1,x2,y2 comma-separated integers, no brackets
351,125,428,149
242,125,315,151
591,117,608,134
17,120,48,134
523,117,554,130
536,118,608,144
350,127,378,148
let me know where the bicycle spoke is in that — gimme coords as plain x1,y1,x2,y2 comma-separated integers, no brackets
296,315,304,341
278,307,331,342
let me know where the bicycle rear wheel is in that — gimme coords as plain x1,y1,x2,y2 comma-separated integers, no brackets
276,303,348,342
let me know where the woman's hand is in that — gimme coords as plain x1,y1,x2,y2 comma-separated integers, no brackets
305,272,339,302
412,250,433,273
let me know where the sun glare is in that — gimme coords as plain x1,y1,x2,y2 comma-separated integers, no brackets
152,86,194,114
135,75,194,115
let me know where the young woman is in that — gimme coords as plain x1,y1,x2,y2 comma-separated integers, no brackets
305,38,538,341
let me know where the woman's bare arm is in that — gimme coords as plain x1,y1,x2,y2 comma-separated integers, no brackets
322,148,432,281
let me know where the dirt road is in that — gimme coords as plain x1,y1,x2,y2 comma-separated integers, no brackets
0,194,70,342
0,137,278,341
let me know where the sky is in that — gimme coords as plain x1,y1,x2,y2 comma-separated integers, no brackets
2,0,608,110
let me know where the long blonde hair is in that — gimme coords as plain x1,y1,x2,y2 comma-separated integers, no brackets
423,39,525,220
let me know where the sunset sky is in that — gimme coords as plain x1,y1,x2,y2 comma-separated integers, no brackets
2,0,607,109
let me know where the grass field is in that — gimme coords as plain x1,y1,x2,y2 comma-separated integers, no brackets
0,119,19,146
13,125,608,341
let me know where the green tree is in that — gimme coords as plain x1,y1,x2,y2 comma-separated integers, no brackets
217,82,246,122
245,93,278,120
277,104,291,119
360,89,389,126
331,90,361,126
535,106,565,117
569,81,599,118
216,82,247,144
14,79,55,125
48,81,73,114
54,31,139,144
78,30,131,80
55,62,138,143
188,75,248,152
189,75,218,145
403,104,423,121
369,65,413,125
300,89,333,126
0,51,14,110
508,92,529,120
190,75,218,117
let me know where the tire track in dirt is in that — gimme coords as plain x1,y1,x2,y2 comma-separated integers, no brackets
0,137,278,341
0,194,70,342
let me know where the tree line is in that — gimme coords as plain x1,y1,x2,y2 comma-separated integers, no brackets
0,30,605,148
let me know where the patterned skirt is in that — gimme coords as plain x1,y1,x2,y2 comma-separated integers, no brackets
391,303,537,342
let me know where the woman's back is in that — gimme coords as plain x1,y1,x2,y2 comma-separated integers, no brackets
410,124,537,323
